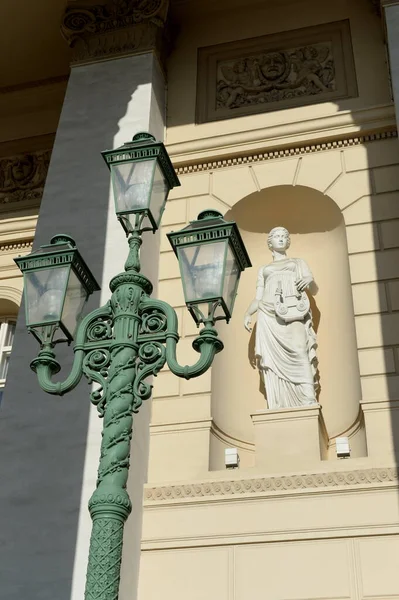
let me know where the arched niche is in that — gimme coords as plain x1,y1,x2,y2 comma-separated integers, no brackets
0,298,19,316
210,185,366,469
0,286,22,312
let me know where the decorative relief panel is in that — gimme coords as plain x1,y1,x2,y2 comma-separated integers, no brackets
0,150,50,206
196,20,358,123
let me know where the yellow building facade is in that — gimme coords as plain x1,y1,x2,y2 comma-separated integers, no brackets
1,0,399,599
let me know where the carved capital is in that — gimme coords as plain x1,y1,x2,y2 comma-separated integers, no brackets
0,149,51,207
61,0,171,66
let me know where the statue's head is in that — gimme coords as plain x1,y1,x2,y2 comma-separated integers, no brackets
267,226,291,252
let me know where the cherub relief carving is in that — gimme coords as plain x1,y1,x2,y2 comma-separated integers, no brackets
216,43,335,110
0,151,50,204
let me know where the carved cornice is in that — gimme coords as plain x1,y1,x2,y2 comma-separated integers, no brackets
0,75,69,96
144,467,399,502
0,240,33,253
173,129,398,175
0,150,51,206
61,0,171,65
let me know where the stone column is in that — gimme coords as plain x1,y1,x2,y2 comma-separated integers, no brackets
0,2,170,600
381,1,399,127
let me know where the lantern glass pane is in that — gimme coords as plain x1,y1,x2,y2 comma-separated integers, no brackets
222,245,241,315
61,269,88,337
110,159,155,215
24,266,69,326
177,240,227,303
149,163,169,227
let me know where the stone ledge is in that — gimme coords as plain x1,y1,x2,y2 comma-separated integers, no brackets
144,466,398,503
169,105,396,167
173,130,397,175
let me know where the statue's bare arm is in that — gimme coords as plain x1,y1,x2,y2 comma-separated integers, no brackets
244,299,260,332
296,259,318,294
244,267,265,332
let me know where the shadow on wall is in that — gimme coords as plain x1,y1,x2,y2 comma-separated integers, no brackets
0,55,165,600
210,184,365,469
229,186,343,233
166,0,399,474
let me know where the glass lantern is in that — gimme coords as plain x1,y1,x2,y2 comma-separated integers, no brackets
102,132,180,235
15,235,100,344
167,210,251,324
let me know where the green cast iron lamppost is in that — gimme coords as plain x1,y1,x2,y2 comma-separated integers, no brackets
15,132,251,600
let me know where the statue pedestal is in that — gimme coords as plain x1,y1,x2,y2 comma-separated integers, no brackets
250,405,327,472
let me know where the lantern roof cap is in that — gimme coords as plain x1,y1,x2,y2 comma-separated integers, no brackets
14,234,100,295
167,210,252,271
101,131,180,189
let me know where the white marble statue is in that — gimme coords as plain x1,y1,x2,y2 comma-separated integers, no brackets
244,227,318,409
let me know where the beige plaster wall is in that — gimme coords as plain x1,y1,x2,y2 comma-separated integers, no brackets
139,533,399,600
140,468,399,600
151,0,399,480
150,134,399,480
166,0,392,161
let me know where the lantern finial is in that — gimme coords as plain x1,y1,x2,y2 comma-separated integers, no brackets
50,234,76,247
131,132,156,143
197,210,223,221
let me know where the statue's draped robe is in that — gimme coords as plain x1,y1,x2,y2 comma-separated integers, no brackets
255,258,318,409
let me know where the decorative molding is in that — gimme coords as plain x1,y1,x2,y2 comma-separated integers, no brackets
61,0,171,65
196,20,358,124
0,135,55,162
0,240,33,253
210,421,255,453
144,467,399,502
173,129,398,175
0,150,51,206
0,286,22,307
0,75,69,96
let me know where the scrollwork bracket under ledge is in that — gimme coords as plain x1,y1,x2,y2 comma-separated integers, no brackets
60,0,171,65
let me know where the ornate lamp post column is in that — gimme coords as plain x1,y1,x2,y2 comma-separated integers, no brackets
15,133,251,600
